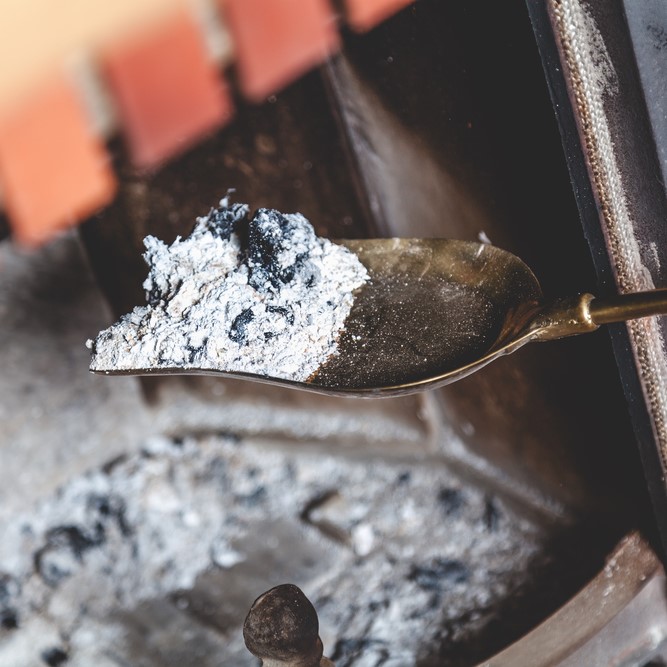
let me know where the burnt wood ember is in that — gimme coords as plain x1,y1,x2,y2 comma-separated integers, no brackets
229,308,255,346
408,559,471,592
247,209,314,290
206,201,249,242
437,488,466,518
0,573,20,631
330,638,388,666
40,647,69,666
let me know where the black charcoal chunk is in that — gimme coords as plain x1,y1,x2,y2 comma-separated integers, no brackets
203,202,249,240
266,305,295,325
34,525,105,587
146,285,164,307
229,308,255,345
408,558,470,591
246,208,316,290
87,493,132,537
0,574,19,631
41,647,68,666
396,471,411,485
0,609,18,630
331,637,388,666
437,488,466,517
483,495,502,532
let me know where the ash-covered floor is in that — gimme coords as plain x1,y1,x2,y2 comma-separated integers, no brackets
1,234,555,666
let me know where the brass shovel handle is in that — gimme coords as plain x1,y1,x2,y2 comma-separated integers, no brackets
589,288,667,325
532,288,667,342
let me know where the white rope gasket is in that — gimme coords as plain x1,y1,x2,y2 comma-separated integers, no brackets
550,0,667,473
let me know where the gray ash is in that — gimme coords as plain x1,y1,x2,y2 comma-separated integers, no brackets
0,433,545,666
89,196,369,381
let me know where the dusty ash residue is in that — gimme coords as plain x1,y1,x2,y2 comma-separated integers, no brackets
88,199,368,380
0,434,543,666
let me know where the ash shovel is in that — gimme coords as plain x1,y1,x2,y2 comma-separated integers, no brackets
94,238,667,397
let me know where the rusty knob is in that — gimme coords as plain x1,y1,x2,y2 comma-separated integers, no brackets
243,584,333,667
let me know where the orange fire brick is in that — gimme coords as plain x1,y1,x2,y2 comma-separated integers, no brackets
0,74,116,246
221,0,339,102
344,0,414,32
104,10,233,169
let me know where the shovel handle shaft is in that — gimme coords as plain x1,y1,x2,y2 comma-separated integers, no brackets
589,289,667,325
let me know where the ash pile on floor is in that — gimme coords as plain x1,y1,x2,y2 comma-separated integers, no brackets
0,433,543,667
